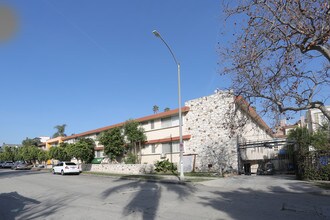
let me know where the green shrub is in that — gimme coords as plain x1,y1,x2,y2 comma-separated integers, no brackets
154,159,177,173
303,165,330,181
124,153,138,164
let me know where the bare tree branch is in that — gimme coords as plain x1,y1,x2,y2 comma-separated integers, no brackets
220,0,330,123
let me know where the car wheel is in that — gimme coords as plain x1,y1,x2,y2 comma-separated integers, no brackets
61,170,64,175
52,169,56,174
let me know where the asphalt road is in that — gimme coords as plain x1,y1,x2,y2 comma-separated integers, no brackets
0,169,329,220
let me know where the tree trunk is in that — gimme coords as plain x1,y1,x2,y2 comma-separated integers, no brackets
138,141,142,164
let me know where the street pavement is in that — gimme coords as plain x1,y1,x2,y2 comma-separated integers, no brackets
0,169,329,220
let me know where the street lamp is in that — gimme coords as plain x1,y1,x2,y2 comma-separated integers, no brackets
152,30,184,181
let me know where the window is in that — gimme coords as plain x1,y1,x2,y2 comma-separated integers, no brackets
161,116,181,128
162,142,179,153
141,122,148,129
314,113,320,124
150,120,155,129
171,116,179,126
162,143,171,153
151,144,156,153
161,117,172,128
172,142,179,152
96,151,104,158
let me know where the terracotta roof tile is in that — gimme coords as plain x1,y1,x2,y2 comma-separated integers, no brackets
63,107,190,141
235,96,274,137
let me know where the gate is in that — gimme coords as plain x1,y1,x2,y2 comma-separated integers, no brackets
238,139,295,174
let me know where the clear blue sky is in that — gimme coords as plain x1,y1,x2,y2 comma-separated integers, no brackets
1,0,228,144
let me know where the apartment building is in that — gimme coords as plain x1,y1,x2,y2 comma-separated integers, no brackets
61,91,273,173
306,106,330,132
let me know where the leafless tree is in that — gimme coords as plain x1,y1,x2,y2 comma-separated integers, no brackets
220,0,330,123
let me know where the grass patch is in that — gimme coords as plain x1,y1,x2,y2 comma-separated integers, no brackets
82,171,125,177
82,172,165,181
313,182,330,190
185,178,215,182
154,172,178,176
120,175,164,181
185,172,221,178
154,172,221,178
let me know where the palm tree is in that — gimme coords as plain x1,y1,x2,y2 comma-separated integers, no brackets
153,105,159,114
53,124,67,138
164,107,170,112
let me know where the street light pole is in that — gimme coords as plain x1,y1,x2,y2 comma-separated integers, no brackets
152,30,184,181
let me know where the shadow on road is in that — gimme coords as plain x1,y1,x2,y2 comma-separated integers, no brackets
198,184,330,220
0,170,44,179
101,177,195,220
0,191,73,220
266,174,298,180
0,192,40,220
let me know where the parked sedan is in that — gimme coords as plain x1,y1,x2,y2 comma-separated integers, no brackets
52,162,80,175
257,162,275,175
12,162,32,170
2,161,14,168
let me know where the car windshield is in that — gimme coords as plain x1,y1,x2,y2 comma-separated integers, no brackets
65,162,76,166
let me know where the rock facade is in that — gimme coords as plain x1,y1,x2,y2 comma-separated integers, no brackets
184,92,239,174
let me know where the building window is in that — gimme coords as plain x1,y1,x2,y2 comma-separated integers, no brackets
161,117,172,128
162,143,171,153
150,120,155,129
96,151,104,158
161,116,181,128
314,113,320,124
151,144,156,153
171,116,179,126
162,142,179,153
172,142,179,152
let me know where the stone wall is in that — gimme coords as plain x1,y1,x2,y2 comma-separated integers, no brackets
184,91,239,174
81,163,155,174
184,91,273,174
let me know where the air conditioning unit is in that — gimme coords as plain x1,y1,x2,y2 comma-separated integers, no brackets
160,153,166,159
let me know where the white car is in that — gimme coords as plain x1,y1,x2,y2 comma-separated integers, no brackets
52,162,80,175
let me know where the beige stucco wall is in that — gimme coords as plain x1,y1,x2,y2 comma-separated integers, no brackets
140,152,180,165
144,126,181,141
